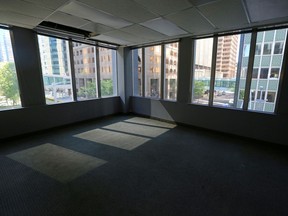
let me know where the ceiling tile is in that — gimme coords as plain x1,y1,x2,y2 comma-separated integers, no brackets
91,34,131,45
24,0,70,10
104,30,147,43
198,0,248,29
245,0,288,22
78,0,157,23
46,12,89,28
140,18,187,36
134,0,192,16
80,22,114,34
165,8,214,34
0,10,42,28
60,1,132,29
121,24,166,41
0,0,53,19
188,0,218,6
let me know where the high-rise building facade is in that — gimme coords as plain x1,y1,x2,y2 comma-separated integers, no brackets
0,30,14,63
38,36,117,102
238,29,287,112
73,42,97,98
38,35,72,103
134,43,179,100
164,43,178,100
216,35,239,79
144,45,162,98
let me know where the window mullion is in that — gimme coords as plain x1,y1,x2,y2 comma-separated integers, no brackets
68,39,77,101
209,36,218,106
274,29,288,114
234,35,245,109
243,30,257,110
189,39,195,104
96,46,101,98
160,44,165,99
142,48,145,97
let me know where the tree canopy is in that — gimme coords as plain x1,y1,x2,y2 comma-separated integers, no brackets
0,62,20,105
101,79,113,96
193,81,205,99
78,81,97,99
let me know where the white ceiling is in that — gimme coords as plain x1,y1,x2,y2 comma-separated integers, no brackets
0,0,288,46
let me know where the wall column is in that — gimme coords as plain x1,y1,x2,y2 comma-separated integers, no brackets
11,27,46,107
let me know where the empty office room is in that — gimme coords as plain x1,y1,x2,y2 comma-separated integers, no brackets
1,0,288,215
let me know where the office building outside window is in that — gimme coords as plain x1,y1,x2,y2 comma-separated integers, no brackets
132,48,143,96
98,47,117,97
247,29,287,113
164,43,178,101
145,45,162,99
192,38,213,105
213,33,251,108
38,35,73,104
72,42,98,100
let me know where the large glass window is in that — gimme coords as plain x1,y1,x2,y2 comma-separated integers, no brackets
164,43,178,100
145,45,161,98
192,38,213,105
72,42,98,100
98,47,117,97
0,28,21,110
132,48,142,96
248,29,287,113
38,35,73,104
213,33,251,108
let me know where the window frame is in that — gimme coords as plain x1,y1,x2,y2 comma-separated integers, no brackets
37,33,118,103
0,26,22,110
132,41,179,101
190,27,288,114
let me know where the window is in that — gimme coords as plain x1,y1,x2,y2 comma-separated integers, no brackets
132,48,142,96
98,47,117,97
259,68,268,79
243,44,250,57
145,45,161,98
274,42,284,54
213,34,243,108
266,91,276,102
164,43,178,100
0,28,21,110
184,28,287,113
263,43,272,55
72,42,98,100
214,33,252,109
270,68,280,78
248,29,287,113
192,38,213,105
252,68,258,78
38,35,73,104
255,44,262,55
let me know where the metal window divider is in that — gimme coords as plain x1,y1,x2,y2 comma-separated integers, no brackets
142,48,145,97
68,39,78,101
96,44,102,98
160,44,165,99
243,30,257,111
189,38,196,104
208,36,218,106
